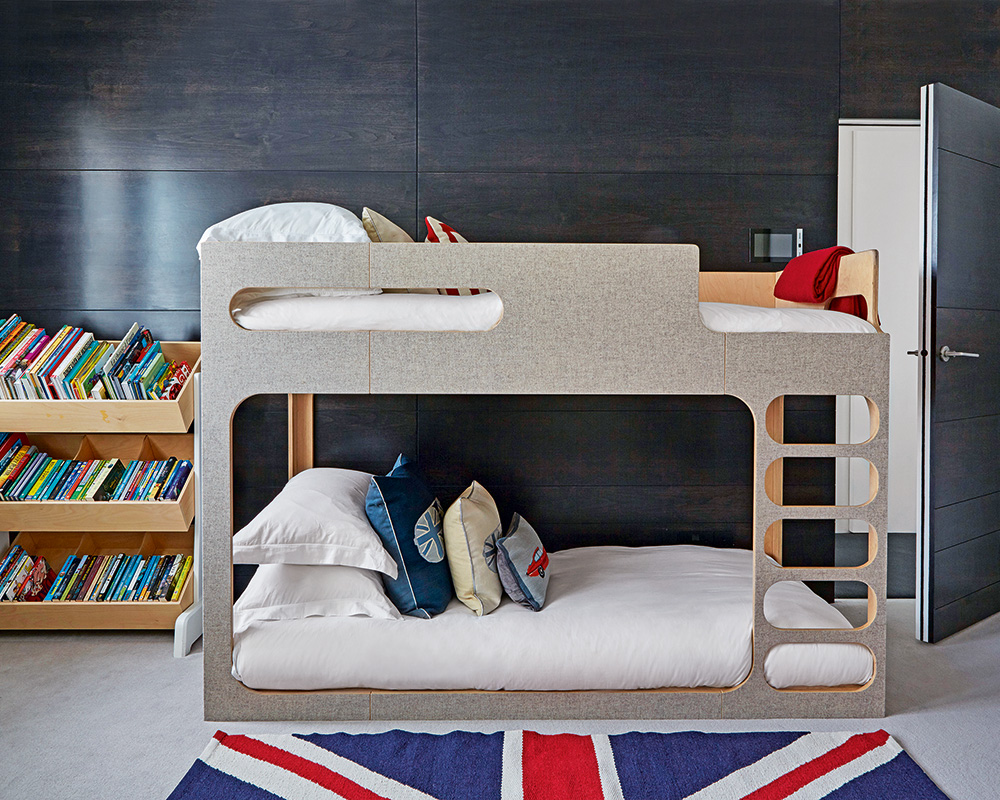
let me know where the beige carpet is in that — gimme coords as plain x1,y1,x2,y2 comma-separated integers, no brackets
1,599,997,799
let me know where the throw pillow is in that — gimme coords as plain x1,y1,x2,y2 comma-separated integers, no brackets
495,513,550,611
232,468,398,577
362,208,415,243
443,481,504,616
424,216,468,243
365,455,453,618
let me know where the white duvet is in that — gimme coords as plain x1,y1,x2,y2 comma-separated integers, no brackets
232,545,873,692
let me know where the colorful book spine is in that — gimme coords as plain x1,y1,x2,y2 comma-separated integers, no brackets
169,555,193,601
44,556,77,601
0,545,27,588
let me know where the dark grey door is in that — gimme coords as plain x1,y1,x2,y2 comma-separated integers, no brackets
918,84,1000,642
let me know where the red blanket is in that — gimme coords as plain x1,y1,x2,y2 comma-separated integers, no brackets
773,246,854,304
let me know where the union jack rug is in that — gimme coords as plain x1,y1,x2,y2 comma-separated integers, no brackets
166,729,948,800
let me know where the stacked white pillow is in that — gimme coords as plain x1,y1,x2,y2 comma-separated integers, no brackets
232,468,400,629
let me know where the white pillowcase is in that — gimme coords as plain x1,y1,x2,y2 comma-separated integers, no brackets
232,468,398,577
197,202,370,256
233,564,401,634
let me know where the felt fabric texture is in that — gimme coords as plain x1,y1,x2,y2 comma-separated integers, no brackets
365,455,453,618
773,246,855,304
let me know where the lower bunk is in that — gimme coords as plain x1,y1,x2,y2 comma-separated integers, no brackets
232,544,873,696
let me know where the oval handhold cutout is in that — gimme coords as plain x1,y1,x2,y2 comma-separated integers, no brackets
229,287,503,332
765,457,878,507
766,395,879,445
764,581,875,630
763,643,875,690
763,519,876,568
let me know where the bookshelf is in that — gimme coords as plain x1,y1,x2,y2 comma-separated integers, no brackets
0,343,202,656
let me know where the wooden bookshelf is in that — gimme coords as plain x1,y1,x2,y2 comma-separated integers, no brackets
0,529,194,629
0,433,195,531
0,342,200,433
0,341,199,639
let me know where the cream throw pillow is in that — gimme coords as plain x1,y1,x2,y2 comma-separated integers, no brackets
443,481,504,616
362,208,414,243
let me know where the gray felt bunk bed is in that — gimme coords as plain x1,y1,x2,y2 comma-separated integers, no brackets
200,241,888,721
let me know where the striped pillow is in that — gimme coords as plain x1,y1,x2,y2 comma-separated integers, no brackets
424,216,468,243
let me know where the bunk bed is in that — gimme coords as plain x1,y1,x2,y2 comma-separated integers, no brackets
200,241,888,721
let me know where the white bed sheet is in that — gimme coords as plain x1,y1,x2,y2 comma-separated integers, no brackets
699,302,876,333
231,545,873,691
233,291,504,332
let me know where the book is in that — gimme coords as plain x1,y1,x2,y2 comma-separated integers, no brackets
52,461,86,501
169,555,193,601
17,557,56,601
91,459,126,502
44,556,77,601
123,556,150,601
105,554,137,601
66,555,98,601
0,554,34,600
160,460,193,502
97,322,140,399
148,457,177,501
81,460,116,501
0,545,27,588
110,460,140,501
94,553,124,601
0,447,35,497
49,330,93,399
138,555,164,601
121,555,147,601
77,555,108,602
34,459,71,500
71,460,106,501
58,556,90,601
154,555,181,600
9,453,49,500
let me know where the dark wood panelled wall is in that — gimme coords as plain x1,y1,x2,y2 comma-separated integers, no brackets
4,2,997,597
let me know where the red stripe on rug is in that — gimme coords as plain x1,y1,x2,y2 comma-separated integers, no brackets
522,731,605,800
221,734,389,800
742,730,892,800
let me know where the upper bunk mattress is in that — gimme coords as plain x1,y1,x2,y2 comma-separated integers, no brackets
231,544,873,692
231,293,874,334
699,302,876,333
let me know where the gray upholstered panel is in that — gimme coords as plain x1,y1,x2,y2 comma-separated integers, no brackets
370,243,725,395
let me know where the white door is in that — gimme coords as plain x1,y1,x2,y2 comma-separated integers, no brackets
837,121,922,534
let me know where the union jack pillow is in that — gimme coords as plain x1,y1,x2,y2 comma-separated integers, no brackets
424,216,468,243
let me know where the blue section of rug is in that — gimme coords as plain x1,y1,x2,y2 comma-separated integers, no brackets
610,730,805,799
296,730,504,800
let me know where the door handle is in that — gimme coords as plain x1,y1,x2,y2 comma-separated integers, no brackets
907,349,927,356
939,345,980,362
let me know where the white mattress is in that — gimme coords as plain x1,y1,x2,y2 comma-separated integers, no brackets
232,291,504,332
231,545,873,691
699,302,876,333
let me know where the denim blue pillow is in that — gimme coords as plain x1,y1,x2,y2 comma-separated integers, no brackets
495,513,549,611
365,455,453,618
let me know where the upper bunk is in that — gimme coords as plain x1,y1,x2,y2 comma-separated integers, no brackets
199,242,888,404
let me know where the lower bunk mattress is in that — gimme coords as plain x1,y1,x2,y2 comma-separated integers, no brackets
231,544,874,692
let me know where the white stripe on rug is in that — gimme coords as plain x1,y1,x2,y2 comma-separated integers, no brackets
211,733,441,800
592,734,625,800
783,737,902,800
501,730,524,800
683,732,856,799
